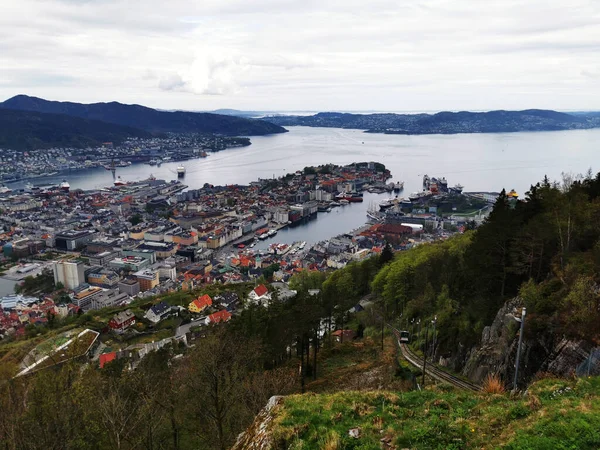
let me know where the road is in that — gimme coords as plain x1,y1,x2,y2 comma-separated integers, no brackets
175,317,206,337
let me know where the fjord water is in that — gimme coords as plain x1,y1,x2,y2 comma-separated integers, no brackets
17,126,600,195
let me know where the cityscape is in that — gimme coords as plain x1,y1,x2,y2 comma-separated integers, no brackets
1,0,599,448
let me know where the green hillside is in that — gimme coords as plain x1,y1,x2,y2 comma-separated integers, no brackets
0,108,151,150
268,377,600,449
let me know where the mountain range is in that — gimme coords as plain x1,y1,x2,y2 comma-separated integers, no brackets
264,109,600,134
0,95,287,150
0,109,152,151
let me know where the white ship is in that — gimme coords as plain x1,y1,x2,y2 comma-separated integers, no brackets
59,180,70,192
114,176,128,187
177,166,186,177
393,181,404,192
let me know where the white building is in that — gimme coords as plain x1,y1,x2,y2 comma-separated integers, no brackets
53,260,85,290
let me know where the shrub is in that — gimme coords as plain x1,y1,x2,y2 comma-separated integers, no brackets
482,374,506,394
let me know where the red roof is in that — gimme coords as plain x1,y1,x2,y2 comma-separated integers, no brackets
196,294,212,308
99,352,117,369
208,310,232,324
253,284,268,297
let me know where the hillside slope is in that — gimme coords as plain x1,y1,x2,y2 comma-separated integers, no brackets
235,377,600,449
265,109,600,134
0,109,151,150
1,95,287,136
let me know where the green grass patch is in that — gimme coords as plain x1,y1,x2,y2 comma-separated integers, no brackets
269,376,600,449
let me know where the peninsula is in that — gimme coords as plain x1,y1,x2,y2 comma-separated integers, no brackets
264,109,600,134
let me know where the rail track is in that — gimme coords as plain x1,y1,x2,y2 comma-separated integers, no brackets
391,327,481,392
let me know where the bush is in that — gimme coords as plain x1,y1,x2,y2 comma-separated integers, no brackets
482,374,506,394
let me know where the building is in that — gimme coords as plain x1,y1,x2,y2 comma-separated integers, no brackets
85,267,119,289
108,309,136,333
332,329,356,343
87,250,122,267
53,260,85,290
214,292,239,310
54,230,97,251
205,310,232,325
248,284,271,306
144,301,172,323
72,285,104,310
91,289,129,310
188,294,212,313
135,269,159,292
118,278,140,297
108,256,150,272
154,259,176,281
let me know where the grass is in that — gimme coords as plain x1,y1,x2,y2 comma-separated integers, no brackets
306,332,413,394
269,376,600,449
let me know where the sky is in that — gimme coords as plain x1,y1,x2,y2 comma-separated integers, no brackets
1,0,600,112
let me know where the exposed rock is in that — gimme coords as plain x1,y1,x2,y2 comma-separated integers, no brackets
231,396,284,450
462,297,524,383
462,297,593,386
349,427,362,439
542,338,593,377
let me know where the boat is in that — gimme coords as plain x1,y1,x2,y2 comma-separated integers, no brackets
400,198,413,207
379,197,397,210
423,174,449,193
450,184,464,194
148,159,159,166
339,199,349,205
408,190,432,202
367,210,384,222
177,166,186,178
59,180,70,192
0,185,11,195
267,229,277,237
393,181,404,192
114,176,128,187
298,241,306,250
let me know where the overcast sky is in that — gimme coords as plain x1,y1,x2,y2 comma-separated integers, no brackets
1,0,599,112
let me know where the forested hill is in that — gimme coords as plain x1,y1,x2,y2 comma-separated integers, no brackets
0,95,287,136
264,109,600,134
0,109,151,150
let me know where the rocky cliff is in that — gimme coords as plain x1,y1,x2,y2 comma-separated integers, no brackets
231,396,283,450
461,297,595,386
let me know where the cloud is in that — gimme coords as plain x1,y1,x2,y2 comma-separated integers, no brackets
0,0,599,111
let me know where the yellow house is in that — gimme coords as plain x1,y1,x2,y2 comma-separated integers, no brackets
188,294,213,313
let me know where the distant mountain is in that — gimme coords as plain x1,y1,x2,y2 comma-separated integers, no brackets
264,109,600,134
1,95,287,136
0,109,151,150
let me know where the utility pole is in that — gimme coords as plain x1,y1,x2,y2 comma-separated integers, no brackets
422,321,430,387
513,307,526,391
410,318,415,339
431,316,437,362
